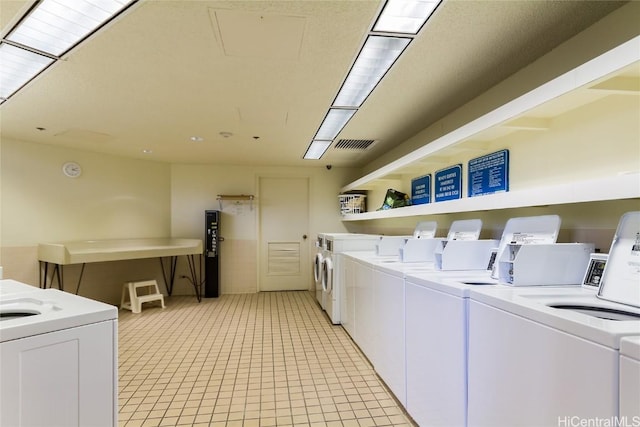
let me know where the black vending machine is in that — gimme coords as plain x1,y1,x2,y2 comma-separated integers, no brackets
205,210,220,298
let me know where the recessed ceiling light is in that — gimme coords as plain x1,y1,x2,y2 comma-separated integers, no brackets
142,149,153,154
219,132,233,138
189,136,204,142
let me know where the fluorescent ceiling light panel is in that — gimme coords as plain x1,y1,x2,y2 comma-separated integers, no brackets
0,43,54,99
333,36,410,107
6,0,134,57
374,0,441,34
314,108,357,140
303,140,333,160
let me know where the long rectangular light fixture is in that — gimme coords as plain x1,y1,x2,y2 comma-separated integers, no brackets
304,108,357,159
302,0,444,160
314,108,357,140
0,43,54,99
6,0,135,57
303,140,333,160
373,0,442,34
0,0,136,103
333,36,410,108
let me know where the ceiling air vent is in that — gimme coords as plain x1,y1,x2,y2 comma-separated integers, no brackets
334,139,376,151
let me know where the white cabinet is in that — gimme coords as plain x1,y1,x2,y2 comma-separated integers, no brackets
1,320,117,427
340,36,640,221
372,267,406,405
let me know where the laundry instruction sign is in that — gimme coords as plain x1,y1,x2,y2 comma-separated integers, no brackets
468,149,509,197
435,165,462,202
411,174,431,205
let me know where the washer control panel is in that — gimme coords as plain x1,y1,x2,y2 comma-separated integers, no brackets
582,253,608,290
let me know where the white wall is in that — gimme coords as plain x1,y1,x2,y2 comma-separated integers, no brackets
0,137,359,303
170,164,359,295
0,138,171,303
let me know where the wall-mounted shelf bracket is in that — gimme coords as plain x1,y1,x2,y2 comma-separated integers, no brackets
217,194,255,211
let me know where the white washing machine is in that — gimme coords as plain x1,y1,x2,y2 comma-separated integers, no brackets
369,259,440,407
402,214,566,427
466,212,640,426
1,278,39,296
619,336,640,419
343,220,486,410
468,286,640,426
0,281,118,427
322,233,380,324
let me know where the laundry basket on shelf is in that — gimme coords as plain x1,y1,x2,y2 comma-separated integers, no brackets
339,194,366,215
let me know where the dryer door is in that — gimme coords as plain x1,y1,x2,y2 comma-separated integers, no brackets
314,253,324,284
322,257,334,293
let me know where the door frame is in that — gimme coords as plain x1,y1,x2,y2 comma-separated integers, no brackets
256,173,312,292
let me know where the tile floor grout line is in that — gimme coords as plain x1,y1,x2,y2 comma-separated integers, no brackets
117,291,416,427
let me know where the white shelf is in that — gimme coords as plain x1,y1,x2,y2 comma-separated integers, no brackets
341,36,640,221
216,194,254,211
341,173,640,221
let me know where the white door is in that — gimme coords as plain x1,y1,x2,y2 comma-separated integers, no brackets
258,176,310,291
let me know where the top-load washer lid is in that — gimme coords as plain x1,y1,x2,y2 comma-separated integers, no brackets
446,219,482,241
376,236,412,256
490,214,561,279
413,221,437,238
597,211,640,309
0,288,117,342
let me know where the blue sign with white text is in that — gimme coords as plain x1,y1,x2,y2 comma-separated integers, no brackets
435,165,462,202
411,174,431,205
468,149,510,197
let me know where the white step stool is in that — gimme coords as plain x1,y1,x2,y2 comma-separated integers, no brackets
121,280,165,313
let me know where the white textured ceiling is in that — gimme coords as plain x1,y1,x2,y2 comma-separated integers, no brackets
0,0,626,167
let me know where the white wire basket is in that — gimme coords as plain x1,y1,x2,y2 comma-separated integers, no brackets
339,194,366,215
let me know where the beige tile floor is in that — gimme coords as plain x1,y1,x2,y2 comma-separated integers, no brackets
118,291,416,427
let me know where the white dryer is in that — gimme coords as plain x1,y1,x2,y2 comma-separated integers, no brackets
0,282,118,427
322,233,380,324
314,234,326,309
